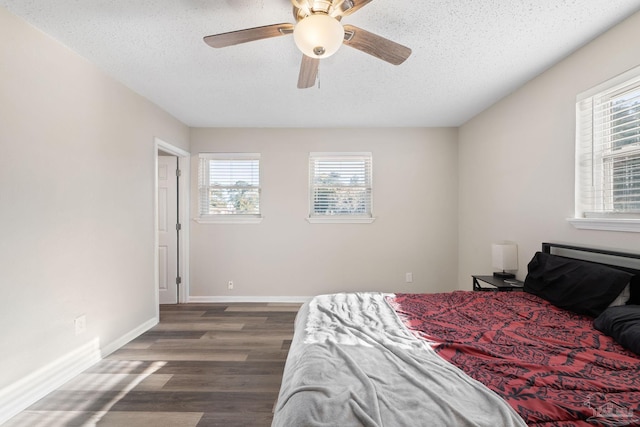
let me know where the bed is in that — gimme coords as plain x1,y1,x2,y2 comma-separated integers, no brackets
272,243,640,427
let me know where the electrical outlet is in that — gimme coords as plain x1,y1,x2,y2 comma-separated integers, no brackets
74,315,86,335
228,281,234,290
405,272,413,283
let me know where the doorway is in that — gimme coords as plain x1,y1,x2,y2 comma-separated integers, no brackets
154,138,190,306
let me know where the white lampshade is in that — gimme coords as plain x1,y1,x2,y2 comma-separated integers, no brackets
293,14,345,58
492,242,518,272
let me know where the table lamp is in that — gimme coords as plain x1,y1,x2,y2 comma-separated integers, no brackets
492,242,518,279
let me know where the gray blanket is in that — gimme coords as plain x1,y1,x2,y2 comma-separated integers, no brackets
272,292,527,427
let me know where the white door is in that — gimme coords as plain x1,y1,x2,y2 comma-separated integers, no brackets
158,155,178,304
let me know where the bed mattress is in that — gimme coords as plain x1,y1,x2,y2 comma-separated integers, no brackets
273,291,640,427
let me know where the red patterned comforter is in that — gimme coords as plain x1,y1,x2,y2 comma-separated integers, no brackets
388,292,640,427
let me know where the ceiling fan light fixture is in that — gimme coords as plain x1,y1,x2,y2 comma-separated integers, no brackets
293,14,344,58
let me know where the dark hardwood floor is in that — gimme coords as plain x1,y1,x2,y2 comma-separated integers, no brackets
5,303,301,427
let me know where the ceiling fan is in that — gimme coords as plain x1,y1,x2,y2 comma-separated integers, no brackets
203,0,412,89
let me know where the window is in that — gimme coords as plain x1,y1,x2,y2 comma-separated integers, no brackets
308,152,374,223
573,66,640,232
197,153,261,223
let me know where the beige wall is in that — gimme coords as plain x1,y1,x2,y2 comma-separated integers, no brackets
458,11,640,287
190,128,459,298
0,6,188,391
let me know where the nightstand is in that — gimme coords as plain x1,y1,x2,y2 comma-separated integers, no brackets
472,275,524,291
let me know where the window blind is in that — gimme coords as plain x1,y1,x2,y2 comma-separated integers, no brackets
576,68,640,217
309,153,373,217
198,153,261,216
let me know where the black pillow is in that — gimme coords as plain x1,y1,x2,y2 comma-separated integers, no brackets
594,305,640,355
524,252,633,317
628,274,640,305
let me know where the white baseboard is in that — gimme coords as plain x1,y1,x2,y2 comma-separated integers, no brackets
101,317,158,357
0,339,101,425
188,296,312,304
0,316,158,425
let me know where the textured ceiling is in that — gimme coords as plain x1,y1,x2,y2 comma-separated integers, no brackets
2,0,640,128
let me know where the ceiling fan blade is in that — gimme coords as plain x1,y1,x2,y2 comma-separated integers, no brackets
342,24,411,65
204,23,294,48
298,55,319,89
341,0,373,16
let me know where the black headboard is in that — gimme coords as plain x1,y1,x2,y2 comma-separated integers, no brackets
542,242,640,262
540,243,640,303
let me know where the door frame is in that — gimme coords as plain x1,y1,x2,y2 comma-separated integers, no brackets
154,137,190,310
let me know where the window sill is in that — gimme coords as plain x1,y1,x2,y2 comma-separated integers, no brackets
306,216,376,224
194,216,263,224
567,217,640,233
